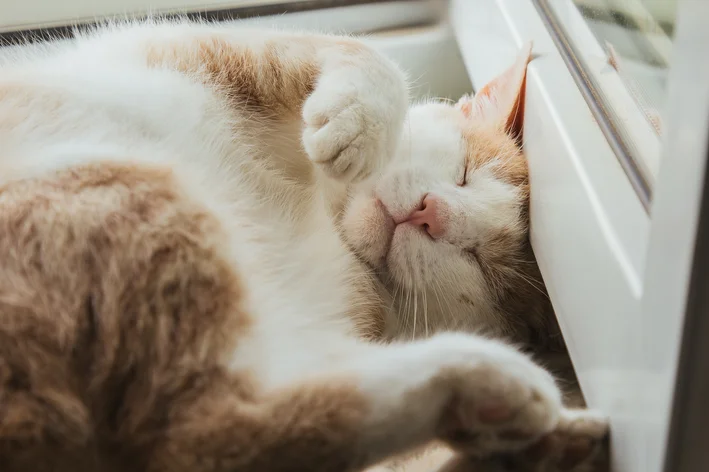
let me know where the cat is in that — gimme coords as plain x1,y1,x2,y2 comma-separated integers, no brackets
0,20,607,472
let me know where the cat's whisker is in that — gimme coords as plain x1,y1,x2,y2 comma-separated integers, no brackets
408,280,421,338
402,280,413,334
423,287,429,338
406,273,415,338
389,283,401,328
428,282,446,330
515,270,550,299
434,278,457,331
411,294,418,339
408,274,428,340
407,71,427,89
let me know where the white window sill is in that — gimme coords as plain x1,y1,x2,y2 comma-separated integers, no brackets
449,1,683,471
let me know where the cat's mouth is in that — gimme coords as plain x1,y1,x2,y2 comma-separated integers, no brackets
375,198,397,265
371,198,435,273
379,229,435,295
342,195,434,280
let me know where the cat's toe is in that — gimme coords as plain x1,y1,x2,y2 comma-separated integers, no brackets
518,409,610,471
554,409,609,471
302,102,372,182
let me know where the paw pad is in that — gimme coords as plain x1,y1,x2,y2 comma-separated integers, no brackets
478,402,514,424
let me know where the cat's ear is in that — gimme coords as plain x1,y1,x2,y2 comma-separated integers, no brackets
457,42,533,142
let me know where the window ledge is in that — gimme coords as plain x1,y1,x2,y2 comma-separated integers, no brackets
450,0,655,471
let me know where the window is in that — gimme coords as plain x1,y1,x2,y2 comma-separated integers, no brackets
571,0,675,135
535,0,679,206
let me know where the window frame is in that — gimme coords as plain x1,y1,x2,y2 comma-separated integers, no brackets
0,0,436,43
0,0,472,104
641,2,709,471
451,1,709,471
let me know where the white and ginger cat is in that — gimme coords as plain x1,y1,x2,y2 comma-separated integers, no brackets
0,21,607,472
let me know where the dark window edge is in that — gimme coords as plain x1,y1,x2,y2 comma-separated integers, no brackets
661,109,709,472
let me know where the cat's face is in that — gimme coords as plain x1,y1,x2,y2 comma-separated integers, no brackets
342,44,553,342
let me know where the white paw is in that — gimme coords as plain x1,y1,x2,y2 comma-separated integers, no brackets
301,50,408,183
426,333,564,456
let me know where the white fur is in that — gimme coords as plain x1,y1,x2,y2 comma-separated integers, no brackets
0,21,566,467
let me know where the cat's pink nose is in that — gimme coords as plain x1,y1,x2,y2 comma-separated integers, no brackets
407,194,445,239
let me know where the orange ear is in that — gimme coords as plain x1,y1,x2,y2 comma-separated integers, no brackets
456,93,474,118
458,42,533,143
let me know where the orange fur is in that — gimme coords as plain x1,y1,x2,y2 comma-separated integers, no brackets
461,125,562,350
0,163,376,471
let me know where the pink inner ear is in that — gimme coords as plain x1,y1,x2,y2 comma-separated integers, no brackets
467,42,533,141
507,67,528,143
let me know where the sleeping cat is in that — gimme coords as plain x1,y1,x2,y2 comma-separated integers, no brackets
0,20,606,472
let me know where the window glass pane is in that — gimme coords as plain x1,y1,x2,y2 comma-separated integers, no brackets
537,0,679,199
576,0,674,135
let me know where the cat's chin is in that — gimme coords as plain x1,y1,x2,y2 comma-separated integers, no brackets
384,224,433,284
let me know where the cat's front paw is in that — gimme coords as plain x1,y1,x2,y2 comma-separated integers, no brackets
302,45,408,183
430,334,563,457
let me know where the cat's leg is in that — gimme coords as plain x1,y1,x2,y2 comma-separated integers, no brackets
115,23,408,183
365,351,609,472
149,333,569,472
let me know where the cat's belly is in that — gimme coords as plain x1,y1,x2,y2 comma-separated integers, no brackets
224,183,383,390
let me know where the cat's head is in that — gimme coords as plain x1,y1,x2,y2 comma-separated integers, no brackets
342,43,556,344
